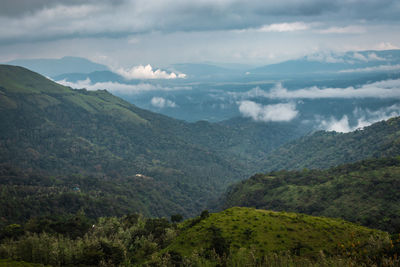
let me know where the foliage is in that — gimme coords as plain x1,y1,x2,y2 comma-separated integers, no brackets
1,208,399,267
222,157,400,232
261,117,400,171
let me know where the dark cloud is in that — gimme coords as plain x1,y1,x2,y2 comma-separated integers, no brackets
0,0,124,16
0,0,400,47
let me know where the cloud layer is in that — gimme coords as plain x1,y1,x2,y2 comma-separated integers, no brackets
115,65,186,80
238,101,298,122
1,0,400,43
319,104,400,133
151,97,177,108
56,78,191,94
265,80,400,99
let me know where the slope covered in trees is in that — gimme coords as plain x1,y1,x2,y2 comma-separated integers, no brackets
261,117,400,172
0,65,307,221
221,157,400,233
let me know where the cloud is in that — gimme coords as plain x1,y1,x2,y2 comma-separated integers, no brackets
238,101,298,122
150,97,177,108
115,65,186,80
339,64,400,73
266,80,400,99
319,104,400,133
257,22,310,32
352,52,368,62
317,25,366,34
56,78,191,94
319,115,352,133
366,52,385,61
376,42,400,50
2,0,400,43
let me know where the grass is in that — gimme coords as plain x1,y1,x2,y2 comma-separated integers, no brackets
167,207,390,258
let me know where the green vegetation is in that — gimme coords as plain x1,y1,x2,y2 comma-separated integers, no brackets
166,207,389,258
262,117,400,171
0,259,46,267
222,157,400,233
1,208,398,266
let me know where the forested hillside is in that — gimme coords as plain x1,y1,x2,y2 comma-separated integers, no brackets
261,117,400,171
222,157,400,233
0,65,306,222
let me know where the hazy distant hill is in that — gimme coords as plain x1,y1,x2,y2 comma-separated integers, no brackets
6,56,108,77
251,49,400,75
221,157,400,232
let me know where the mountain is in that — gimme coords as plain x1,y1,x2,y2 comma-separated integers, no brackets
169,63,243,80
251,50,400,75
0,64,307,223
260,116,400,172
221,157,400,233
6,56,108,77
53,70,127,84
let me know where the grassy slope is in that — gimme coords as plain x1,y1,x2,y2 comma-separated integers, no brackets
167,207,389,258
222,157,400,233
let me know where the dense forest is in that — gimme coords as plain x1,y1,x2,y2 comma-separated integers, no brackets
260,117,400,171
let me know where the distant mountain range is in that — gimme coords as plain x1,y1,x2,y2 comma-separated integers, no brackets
6,49,400,82
6,56,109,77
250,49,400,75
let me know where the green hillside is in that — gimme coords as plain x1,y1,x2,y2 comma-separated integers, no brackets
0,65,306,223
261,117,400,171
164,207,391,265
222,157,400,233
1,208,396,266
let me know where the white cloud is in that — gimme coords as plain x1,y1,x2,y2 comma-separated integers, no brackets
339,64,400,73
376,42,400,50
367,52,385,61
238,101,298,122
320,115,352,133
317,25,366,34
319,104,400,133
257,22,310,32
115,64,186,80
56,78,191,94
150,97,177,108
266,80,400,99
352,52,368,62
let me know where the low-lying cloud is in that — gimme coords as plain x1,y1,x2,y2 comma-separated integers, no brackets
115,65,186,80
319,104,400,133
267,80,400,99
238,101,298,122
151,97,177,108
56,78,191,94
339,64,400,73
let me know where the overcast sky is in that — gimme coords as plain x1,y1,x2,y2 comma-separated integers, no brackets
1,0,400,67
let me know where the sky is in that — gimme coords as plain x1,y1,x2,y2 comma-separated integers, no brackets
1,0,400,68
